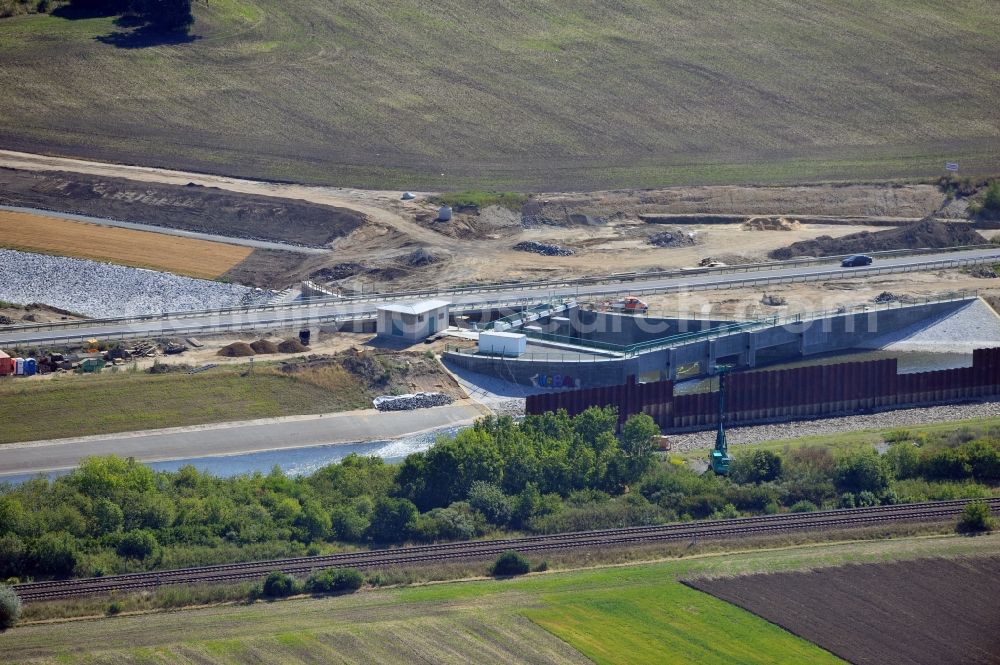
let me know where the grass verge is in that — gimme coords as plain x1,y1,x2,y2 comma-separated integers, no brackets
0,364,370,444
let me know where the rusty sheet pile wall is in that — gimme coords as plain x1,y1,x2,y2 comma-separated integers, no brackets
525,348,1000,431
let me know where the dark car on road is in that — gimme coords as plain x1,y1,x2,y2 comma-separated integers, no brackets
841,254,873,267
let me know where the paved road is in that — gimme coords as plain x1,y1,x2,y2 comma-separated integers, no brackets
0,204,329,254
0,402,488,477
1,247,997,346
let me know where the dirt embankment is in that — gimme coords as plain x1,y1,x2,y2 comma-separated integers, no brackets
538,183,947,220
281,349,464,400
769,220,987,259
0,168,365,247
0,302,82,326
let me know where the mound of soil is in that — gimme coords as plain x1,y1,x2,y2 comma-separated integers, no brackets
278,339,310,353
770,220,986,259
0,169,364,247
311,263,367,281
743,216,801,231
405,248,440,267
250,339,279,354
513,241,574,256
218,342,255,357
648,228,696,248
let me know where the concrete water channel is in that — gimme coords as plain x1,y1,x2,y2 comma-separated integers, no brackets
444,292,987,389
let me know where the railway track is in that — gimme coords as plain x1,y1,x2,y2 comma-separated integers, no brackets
14,498,997,602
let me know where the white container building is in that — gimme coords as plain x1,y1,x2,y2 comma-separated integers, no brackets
478,331,527,357
377,300,451,341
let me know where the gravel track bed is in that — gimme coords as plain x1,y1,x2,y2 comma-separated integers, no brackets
0,248,270,318
668,400,1000,451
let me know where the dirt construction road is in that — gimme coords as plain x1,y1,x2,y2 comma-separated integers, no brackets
3,149,987,297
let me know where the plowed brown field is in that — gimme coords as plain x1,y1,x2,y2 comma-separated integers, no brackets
688,556,1000,665
0,210,252,279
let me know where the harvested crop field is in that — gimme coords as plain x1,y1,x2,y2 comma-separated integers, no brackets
0,2,998,189
0,168,364,247
687,556,1000,665
0,209,251,278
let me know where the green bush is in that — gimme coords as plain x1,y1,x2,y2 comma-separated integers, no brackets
957,500,996,534
982,180,1000,212
789,500,818,513
468,481,513,526
730,449,783,484
28,532,79,576
490,551,531,577
117,530,159,560
833,450,889,494
304,567,364,594
106,600,123,616
0,584,21,631
261,571,299,598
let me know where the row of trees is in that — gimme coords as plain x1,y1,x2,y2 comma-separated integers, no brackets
0,411,996,581
71,0,192,31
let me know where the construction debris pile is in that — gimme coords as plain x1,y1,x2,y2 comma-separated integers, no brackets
373,392,454,411
873,291,900,304
648,229,697,248
512,241,574,256
0,249,272,318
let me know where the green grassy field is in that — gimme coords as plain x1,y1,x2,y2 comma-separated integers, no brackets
675,416,1000,461
0,365,370,443
3,533,998,664
0,1,998,189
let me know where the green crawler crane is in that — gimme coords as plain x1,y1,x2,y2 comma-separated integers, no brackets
710,365,733,474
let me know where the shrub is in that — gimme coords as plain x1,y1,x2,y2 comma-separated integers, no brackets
106,600,122,616
29,532,79,576
730,449,783,484
0,584,21,631
789,500,818,513
305,568,364,594
882,429,912,444
261,571,299,598
490,551,531,577
833,450,889,494
117,530,159,560
468,481,512,526
982,180,1000,212
957,500,996,534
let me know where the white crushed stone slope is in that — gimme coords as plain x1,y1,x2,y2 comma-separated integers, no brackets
0,248,269,317
860,299,1000,353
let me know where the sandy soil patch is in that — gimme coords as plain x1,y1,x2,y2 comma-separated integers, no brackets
0,209,252,279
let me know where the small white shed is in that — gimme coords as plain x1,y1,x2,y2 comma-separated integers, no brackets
478,331,527,357
377,300,450,341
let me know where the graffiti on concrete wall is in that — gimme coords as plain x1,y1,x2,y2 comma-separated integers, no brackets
531,373,580,389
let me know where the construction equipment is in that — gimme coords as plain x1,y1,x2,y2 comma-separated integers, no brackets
610,296,648,314
710,365,734,474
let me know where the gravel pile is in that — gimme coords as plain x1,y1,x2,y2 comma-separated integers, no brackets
0,249,270,318
666,400,1000,453
373,392,455,411
520,215,560,228
513,241,574,256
